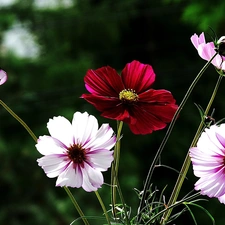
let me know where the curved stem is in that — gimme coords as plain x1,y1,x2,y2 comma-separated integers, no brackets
64,187,90,225
161,74,223,224
116,177,131,225
95,191,111,225
111,121,123,218
137,53,217,222
0,99,37,142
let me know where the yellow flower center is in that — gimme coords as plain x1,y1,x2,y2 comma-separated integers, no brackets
119,89,139,103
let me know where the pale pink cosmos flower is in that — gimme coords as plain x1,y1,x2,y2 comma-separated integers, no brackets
189,124,225,203
0,70,7,85
191,32,225,71
36,111,116,192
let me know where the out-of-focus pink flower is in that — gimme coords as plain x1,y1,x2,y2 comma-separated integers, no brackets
36,112,116,192
0,70,7,85
81,60,178,135
191,32,225,70
189,124,225,204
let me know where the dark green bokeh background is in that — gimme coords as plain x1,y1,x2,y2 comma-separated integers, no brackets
1,0,225,224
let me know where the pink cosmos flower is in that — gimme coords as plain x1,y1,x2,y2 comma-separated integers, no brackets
36,111,116,192
189,124,225,204
0,70,7,85
81,60,178,135
191,32,225,70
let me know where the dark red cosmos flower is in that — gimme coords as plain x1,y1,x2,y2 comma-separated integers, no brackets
81,60,178,135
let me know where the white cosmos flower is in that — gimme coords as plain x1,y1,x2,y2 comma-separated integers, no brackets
36,111,116,192
189,124,225,203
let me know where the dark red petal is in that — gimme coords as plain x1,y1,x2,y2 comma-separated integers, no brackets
128,102,178,135
128,111,166,135
84,66,124,97
139,89,176,104
121,60,155,93
101,106,135,123
81,94,136,123
81,93,119,111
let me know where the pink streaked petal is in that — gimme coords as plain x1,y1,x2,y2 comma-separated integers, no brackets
0,70,7,85
213,54,224,69
198,42,216,61
216,132,225,148
56,163,83,188
205,126,225,153
221,61,225,71
36,135,67,155
215,124,225,149
195,168,225,197
72,112,98,145
218,194,225,204
87,149,114,170
84,124,116,150
89,135,116,151
47,116,74,147
81,164,103,192
37,154,69,178
190,32,206,49
121,60,155,93
189,146,224,164
197,127,224,155
84,66,124,96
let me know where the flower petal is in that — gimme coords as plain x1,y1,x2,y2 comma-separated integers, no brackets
56,163,83,188
0,70,7,85
36,135,67,155
190,124,225,203
72,111,99,145
121,60,155,93
87,149,114,170
84,66,124,96
84,124,116,150
190,32,206,49
37,154,69,178
47,116,74,147
81,163,104,192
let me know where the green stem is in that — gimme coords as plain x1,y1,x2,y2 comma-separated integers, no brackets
161,74,223,224
148,192,201,224
116,177,131,225
64,187,90,225
0,100,90,224
137,52,217,222
0,99,37,142
95,191,111,225
111,121,123,218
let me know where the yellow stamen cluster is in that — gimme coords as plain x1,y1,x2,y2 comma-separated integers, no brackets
119,89,139,103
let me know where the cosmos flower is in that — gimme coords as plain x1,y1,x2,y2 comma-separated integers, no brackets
0,70,7,85
81,60,178,135
189,124,225,204
36,112,116,192
191,32,225,71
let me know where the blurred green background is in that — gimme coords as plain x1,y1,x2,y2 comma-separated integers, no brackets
1,0,225,224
